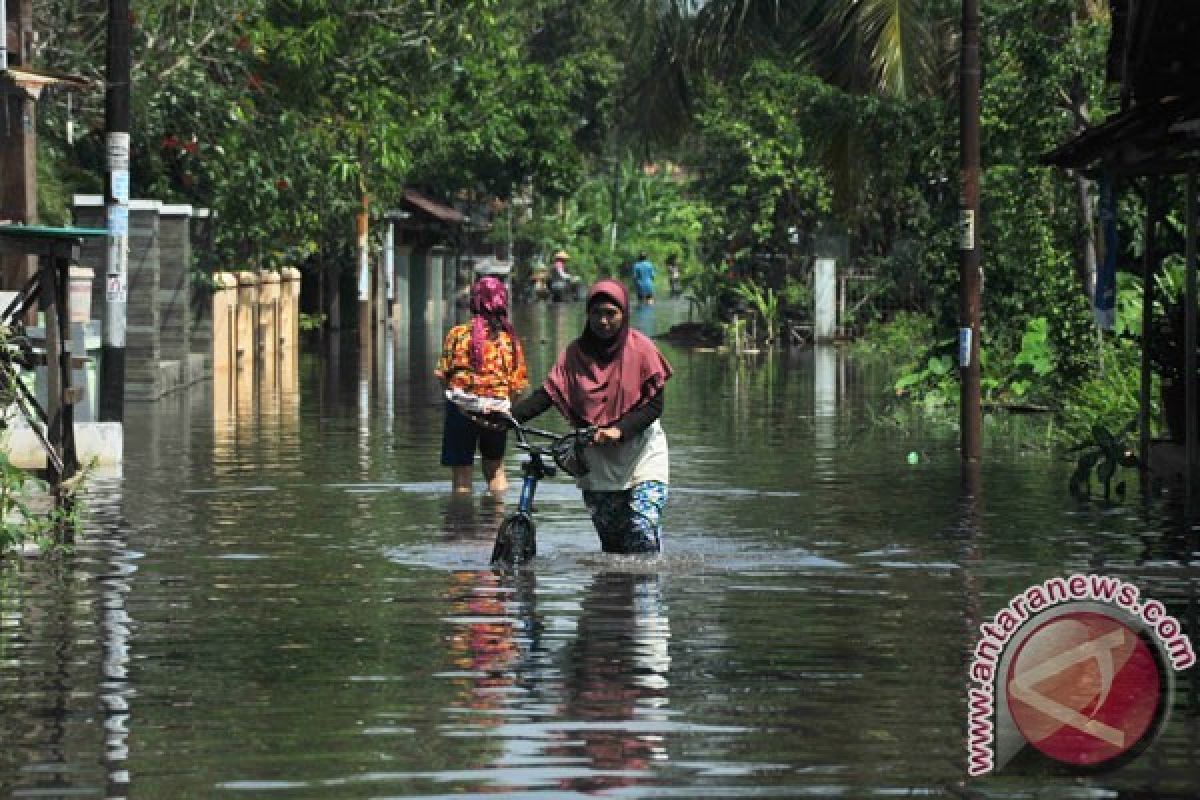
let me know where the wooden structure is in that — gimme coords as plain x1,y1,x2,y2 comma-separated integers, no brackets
1,0,95,303
0,224,105,497
385,189,467,330
1044,2,1200,502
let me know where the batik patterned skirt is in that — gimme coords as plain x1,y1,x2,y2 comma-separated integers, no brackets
582,480,668,554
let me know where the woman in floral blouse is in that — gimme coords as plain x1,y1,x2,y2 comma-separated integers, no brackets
435,276,528,494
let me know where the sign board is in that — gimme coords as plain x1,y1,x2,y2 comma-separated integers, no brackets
111,170,130,204
958,209,976,250
106,205,128,236
106,275,127,304
105,132,130,171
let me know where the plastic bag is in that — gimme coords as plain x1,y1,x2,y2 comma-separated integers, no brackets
445,387,511,415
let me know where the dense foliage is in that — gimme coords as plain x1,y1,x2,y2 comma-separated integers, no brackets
28,1,1169,441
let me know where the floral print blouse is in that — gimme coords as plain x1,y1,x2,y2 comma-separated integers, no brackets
435,323,528,400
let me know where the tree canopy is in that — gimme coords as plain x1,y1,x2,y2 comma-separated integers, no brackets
29,0,1138,426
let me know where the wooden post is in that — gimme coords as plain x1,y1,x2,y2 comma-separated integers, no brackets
1187,170,1197,506
54,252,78,484
40,248,78,490
959,0,984,469
1139,180,1158,482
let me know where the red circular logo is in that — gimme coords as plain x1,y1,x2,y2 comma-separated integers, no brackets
1006,611,1162,767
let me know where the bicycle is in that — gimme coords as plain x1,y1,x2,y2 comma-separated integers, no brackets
489,415,595,567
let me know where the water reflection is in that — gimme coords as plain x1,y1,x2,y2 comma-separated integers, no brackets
99,516,135,800
212,331,303,483
444,570,525,718
813,343,838,481
440,493,506,543
439,568,672,793
4,299,1200,797
631,302,658,336
554,571,671,793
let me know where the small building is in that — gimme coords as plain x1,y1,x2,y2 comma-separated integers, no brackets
385,189,467,329
1043,1,1200,500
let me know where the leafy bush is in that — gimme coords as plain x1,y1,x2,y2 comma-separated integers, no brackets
1068,422,1139,500
1006,317,1055,401
729,280,781,345
0,453,81,557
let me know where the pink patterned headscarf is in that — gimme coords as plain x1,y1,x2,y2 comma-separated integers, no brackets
469,276,519,372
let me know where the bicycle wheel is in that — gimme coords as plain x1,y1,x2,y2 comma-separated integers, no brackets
490,513,537,566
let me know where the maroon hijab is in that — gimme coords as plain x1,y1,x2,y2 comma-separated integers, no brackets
543,279,672,427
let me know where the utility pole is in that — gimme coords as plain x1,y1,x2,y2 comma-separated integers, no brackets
958,0,983,469
99,0,130,422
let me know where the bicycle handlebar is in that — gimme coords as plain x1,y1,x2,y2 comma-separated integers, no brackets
496,413,593,450
483,414,595,479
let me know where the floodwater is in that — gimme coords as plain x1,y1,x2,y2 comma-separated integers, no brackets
1,297,1197,799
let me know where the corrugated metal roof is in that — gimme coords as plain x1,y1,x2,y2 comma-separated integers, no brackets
1043,94,1200,174
1044,1,1200,175
1,67,95,99
401,189,465,224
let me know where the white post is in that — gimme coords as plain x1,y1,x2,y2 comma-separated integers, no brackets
814,342,837,453
814,257,837,343
384,221,395,323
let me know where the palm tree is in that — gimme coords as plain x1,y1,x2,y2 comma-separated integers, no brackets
619,0,951,217
625,0,947,103
803,0,945,99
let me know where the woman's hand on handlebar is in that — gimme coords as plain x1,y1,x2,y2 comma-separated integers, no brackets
592,426,622,445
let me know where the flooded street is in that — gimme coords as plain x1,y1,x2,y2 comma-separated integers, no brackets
1,298,1197,798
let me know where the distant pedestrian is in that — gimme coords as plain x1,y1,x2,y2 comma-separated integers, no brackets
632,252,656,306
666,253,682,297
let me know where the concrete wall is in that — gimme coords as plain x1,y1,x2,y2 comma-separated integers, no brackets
72,200,105,310
211,273,238,374
235,271,258,378
280,268,300,396
211,270,301,425
73,196,163,401
189,209,214,368
158,204,192,367
124,200,163,401
257,270,280,389
71,197,302,409
74,197,217,400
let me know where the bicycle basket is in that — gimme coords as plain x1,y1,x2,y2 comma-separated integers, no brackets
551,430,592,478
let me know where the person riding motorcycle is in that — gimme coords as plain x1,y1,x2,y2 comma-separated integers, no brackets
549,250,573,302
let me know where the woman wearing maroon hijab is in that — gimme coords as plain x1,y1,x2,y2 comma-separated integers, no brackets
511,279,672,553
